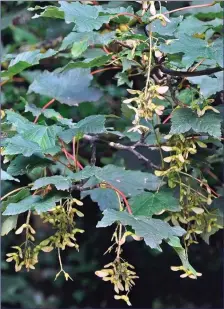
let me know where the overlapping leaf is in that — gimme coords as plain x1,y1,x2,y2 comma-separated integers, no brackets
58,115,107,143
187,71,223,98
97,209,185,251
72,164,163,197
6,110,62,154
7,155,54,176
2,192,68,215
28,68,102,105
158,34,222,68
2,49,57,78
1,169,20,182
170,108,222,138
32,175,73,191
59,31,115,51
2,135,42,157
130,190,180,217
1,215,18,236
81,188,120,211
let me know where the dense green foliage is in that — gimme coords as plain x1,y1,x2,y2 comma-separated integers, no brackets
1,1,223,308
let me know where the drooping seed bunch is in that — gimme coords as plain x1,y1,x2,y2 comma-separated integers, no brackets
95,224,140,306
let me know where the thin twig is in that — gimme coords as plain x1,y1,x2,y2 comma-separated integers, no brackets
83,134,160,170
164,2,215,16
91,67,121,75
33,98,56,123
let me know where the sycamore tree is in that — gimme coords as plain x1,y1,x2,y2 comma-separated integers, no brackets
1,1,223,307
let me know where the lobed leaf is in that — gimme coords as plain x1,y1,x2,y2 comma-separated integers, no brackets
28,68,102,106
97,209,185,251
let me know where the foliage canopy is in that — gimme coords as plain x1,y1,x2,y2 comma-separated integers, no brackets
1,1,223,307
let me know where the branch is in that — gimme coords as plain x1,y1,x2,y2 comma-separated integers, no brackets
83,134,161,170
90,141,96,166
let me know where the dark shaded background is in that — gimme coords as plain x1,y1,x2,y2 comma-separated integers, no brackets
1,1,223,308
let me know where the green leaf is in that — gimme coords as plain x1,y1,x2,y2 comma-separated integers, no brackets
121,59,137,72
178,1,223,19
22,125,61,154
2,195,40,215
59,31,115,51
2,49,57,78
130,190,180,217
2,135,42,157
71,39,88,59
62,55,111,70
32,175,73,191
208,38,224,67
200,197,224,244
151,16,183,36
177,16,222,37
24,103,73,127
1,215,18,236
71,166,101,182
115,72,133,88
158,34,212,68
1,169,20,182
59,1,110,32
1,188,31,213
28,68,102,105
72,164,163,197
170,108,222,139
167,237,197,276
97,209,185,251
28,5,64,19
176,88,198,106
59,115,107,143
81,188,120,211
2,192,68,216
187,71,223,98
33,193,69,214
6,111,62,154
7,154,54,176
96,165,163,196
12,27,38,44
